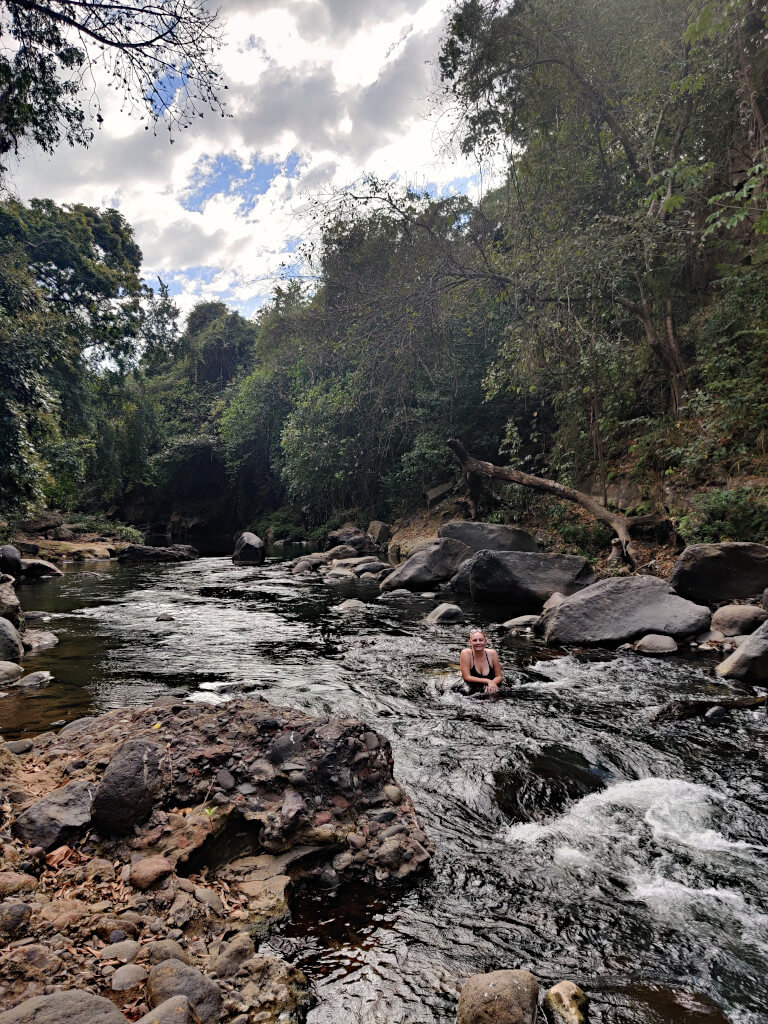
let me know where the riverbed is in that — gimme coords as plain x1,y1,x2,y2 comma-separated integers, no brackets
3,557,767,1024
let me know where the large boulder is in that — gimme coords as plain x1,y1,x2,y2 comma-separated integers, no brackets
19,559,63,580
91,740,167,835
711,604,767,636
118,544,198,563
13,780,94,850
669,543,768,604
326,523,377,555
232,531,266,566
380,538,472,592
0,990,126,1023
0,618,23,661
716,620,768,683
466,550,596,610
438,520,538,553
0,576,21,627
542,575,711,646
457,969,539,1024
0,545,22,576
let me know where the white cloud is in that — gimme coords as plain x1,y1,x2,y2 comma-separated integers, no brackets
9,0,493,318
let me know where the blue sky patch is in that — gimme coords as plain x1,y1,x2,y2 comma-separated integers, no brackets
181,151,302,214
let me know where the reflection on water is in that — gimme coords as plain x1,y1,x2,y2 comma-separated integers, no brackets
4,557,768,1023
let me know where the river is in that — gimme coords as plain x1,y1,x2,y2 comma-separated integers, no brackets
3,557,767,1024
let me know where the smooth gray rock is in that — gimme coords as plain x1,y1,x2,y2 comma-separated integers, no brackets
426,603,465,625
91,739,166,835
135,996,196,1024
0,990,126,1024
438,520,538,553
14,671,53,689
18,558,63,579
669,543,768,604
232,531,265,566
332,598,366,613
457,969,539,1024
0,661,23,683
209,931,254,978
711,604,767,637
0,545,22,576
634,634,679,654
467,550,596,610
367,520,391,545
0,618,23,661
542,575,711,646
716,620,768,683
146,959,222,1024
12,779,93,850
21,630,58,654
111,963,148,990
502,614,540,631
0,578,21,627
380,538,472,592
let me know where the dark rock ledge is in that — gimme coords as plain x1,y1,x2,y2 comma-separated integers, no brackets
0,698,432,1023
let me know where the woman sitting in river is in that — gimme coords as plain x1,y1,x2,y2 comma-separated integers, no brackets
457,629,503,695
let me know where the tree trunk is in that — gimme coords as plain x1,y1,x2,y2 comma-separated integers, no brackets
447,439,667,566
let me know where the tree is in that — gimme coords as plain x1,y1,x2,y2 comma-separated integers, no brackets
0,0,225,169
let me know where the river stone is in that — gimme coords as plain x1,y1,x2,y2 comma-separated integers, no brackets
0,618,23,660
426,603,465,624
146,940,190,965
0,990,126,1024
457,969,539,1024
502,615,540,631
332,599,366,614
135,996,196,1023
467,550,596,610
326,523,377,555
130,856,174,890
0,661,23,683
438,520,538,553
0,545,23,576
711,604,767,636
543,980,588,1024
112,963,148,991
0,872,37,897
14,671,53,689
146,959,222,1024
0,901,31,938
0,578,21,627
208,931,254,978
100,938,140,962
542,575,711,646
232,531,265,566
763,588,768,611
669,542,768,604
21,630,58,654
380,538,472,592
716,620,768,683
12,779,94,850
19,558,63,579
118,544,198,563
91,739,166,835
634,634,679,654
367,520,391,545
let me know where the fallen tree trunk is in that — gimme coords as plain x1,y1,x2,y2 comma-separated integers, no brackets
653,695,768,725
446,439,668,566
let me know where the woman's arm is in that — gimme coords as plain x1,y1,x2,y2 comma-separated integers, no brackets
485,649,503,692
459,649,475,683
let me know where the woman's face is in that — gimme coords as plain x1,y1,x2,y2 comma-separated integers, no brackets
470,631,487,652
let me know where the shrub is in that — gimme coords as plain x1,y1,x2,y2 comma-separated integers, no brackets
677,488,768,544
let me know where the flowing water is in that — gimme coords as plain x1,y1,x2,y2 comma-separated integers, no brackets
3,557,768,1024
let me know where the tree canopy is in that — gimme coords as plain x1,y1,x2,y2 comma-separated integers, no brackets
0,0,225,168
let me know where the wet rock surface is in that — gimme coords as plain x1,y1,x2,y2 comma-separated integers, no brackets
231,533,265,567
118,545,198,563
0,698,431,1022
542,575,711,645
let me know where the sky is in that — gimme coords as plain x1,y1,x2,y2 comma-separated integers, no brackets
9,0,492,318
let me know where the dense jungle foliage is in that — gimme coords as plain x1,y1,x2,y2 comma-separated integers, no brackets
2,0,768,542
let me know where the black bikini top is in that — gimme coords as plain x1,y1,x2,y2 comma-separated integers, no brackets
469,653,493,679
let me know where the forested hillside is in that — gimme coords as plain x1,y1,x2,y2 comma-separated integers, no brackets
2,0,768,548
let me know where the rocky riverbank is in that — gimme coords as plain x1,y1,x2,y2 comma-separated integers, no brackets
0,698,432,1022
